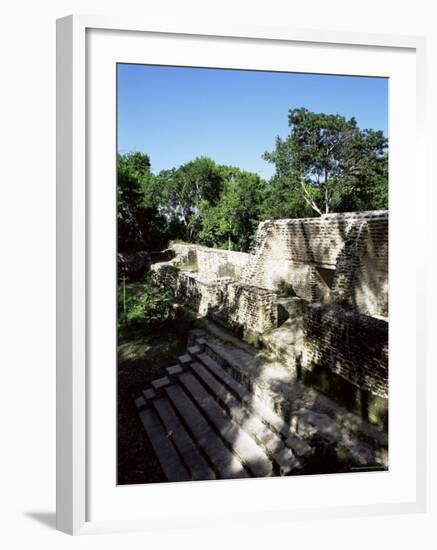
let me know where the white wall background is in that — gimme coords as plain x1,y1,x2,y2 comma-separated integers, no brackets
0,0,435,547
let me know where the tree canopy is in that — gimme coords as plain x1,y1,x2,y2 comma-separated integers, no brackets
263,107,388,215
117,151,178,252
117,107,388,253
152,156,224,242
197,168,266,251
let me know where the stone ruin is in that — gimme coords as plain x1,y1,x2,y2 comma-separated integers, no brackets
140,210,389,480
152,211,388,397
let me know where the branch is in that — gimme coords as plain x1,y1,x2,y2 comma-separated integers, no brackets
300,179,323,216
324,186,330,214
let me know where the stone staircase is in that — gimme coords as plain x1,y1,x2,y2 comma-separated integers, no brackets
135,328,388,482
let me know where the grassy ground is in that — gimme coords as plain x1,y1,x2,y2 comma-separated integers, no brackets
177,261,198,272
117,283,189,485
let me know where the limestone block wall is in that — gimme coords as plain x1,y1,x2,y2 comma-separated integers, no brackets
219,283,278,334
151,264,224,316
175,275,224,316
170,243,198,266
152,211,388,398
150,263,179,289
169,242,250,279
331,215,388,317
300,304,388,398
198,248,250,279
151,262,278,334
243,211,388,318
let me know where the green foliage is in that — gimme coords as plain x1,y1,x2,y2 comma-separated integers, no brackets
198,169,266,251
117,108,388,255
264,107,388,215
151,159,267,251
118,277,175,328
154,157,225,242
117,152,170,252
262,174,315,220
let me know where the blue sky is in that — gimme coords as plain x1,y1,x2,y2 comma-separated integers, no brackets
117,64,388,180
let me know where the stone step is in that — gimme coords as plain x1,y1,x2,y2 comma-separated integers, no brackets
137,407,191,482
142,387,157,401
296,409,343,443
177,353,193,367
187,344,202,356
178,371,273,477
164,384,249,480
166,364,184,379
151,376,171,394
197,339,259,392
196,348,290,433
152,396,216,481
195,352,252,403
134,395,147,410
195,349,312,458
197,334,387,464
187,328,207,347
188,361,299,474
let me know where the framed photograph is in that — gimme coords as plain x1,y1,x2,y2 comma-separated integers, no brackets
56,15,427,535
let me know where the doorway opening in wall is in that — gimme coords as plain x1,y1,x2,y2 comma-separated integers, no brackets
315,266,335,290
116,63,389,485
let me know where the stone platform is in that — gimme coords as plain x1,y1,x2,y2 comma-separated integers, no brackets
135,326,388,482
151,211,389,402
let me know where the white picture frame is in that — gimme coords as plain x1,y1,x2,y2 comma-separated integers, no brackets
56,14,427,535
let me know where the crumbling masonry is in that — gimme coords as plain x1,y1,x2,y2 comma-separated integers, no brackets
151,210,388,418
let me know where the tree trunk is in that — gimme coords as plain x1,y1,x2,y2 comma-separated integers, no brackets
324,187,330,214
323,171,331,214
300,179,323,216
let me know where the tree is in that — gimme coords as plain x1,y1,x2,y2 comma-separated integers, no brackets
154,157,225,241
262,174,314,220
198,169,267,251
263,107,388,215
117,152,169,251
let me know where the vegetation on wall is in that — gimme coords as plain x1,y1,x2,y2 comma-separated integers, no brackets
118,108,388,254
118,276,176,329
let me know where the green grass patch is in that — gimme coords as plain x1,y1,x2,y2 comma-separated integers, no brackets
118,275,176,329
177,261,198,272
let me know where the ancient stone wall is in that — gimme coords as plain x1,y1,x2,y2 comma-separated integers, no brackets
170,242,250,279
157,244,277,334
243,211,388,318
151,264,225,316
331,215,388,316
219,283,278,335
152,263,278,334
152,210,388,399
300,304,388,398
